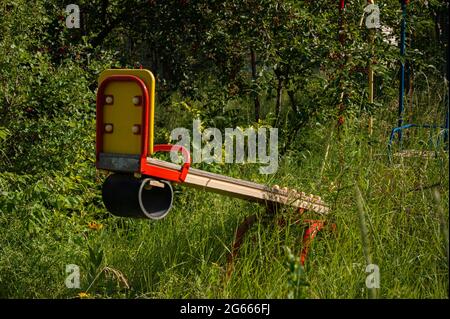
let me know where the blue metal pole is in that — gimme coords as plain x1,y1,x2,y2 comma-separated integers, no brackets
397,0,407,142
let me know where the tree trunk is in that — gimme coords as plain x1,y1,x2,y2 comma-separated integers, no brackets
275,74,283,119
101,0,109,26
287,90,298,114
250,48,260,122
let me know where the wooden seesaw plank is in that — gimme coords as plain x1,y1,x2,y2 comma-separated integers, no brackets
147,158,330,215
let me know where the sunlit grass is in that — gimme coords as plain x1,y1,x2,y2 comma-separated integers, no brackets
0,99,448,299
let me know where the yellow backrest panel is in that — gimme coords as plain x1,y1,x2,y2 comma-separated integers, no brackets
98,69,155,155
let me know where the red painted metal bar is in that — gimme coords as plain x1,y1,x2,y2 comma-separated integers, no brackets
300,220,325,266
226,214,258,277
141,144,191,183
226,207,336,275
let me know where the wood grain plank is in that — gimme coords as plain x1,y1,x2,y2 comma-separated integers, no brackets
147,158,329,214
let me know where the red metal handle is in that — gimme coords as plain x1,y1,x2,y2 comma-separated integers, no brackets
140,144,191,183
153,144,190,165
153,144,190,181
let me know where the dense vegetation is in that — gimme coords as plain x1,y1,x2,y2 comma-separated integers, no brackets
0,0,448,298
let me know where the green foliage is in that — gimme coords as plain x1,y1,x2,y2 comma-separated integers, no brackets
285,247,309,299
0,0,448,299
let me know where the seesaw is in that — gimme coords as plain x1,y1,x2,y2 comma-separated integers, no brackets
96,69,331,266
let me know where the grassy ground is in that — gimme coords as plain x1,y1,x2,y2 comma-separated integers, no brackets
0,99,448,298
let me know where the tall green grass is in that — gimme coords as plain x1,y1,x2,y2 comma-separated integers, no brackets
0,104,447,298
